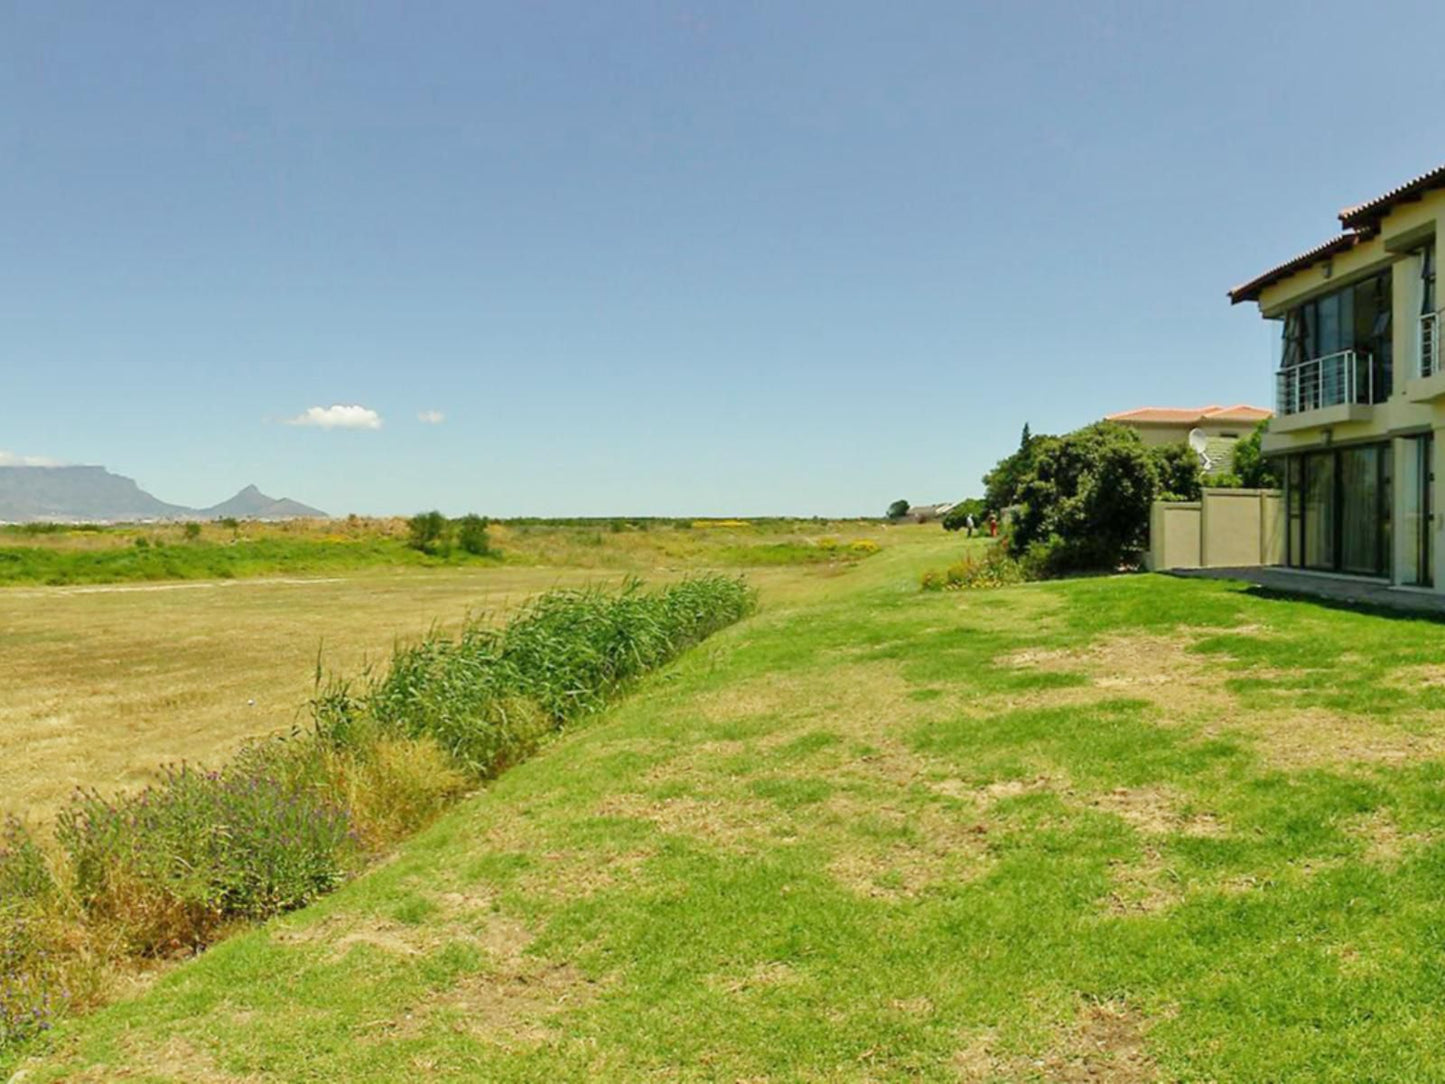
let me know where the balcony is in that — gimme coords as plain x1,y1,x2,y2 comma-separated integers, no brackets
1275,349,1377,415
1405,312,1445,402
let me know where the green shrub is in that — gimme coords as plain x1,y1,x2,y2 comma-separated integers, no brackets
1,917,58,1050
182,522,202,542
357,576,755,775
455,514,493,556
406,510,451,555
55,762,354,953
0,819,54,913
919,543,1026,591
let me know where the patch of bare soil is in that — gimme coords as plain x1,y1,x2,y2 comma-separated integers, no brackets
821,794,990,900
1349,808,1431,868
57,1035,264,1083
516,845,660,901
1087,786,1225,838
390,914,599,1049
1102,846,1185,916
1236,706,1445,770
1080,788,1222,916
995,633,1241,721
975,774,1065,804
954,1001,1162,1083
593,791,778,852
649,660,944,801
1386,663,1445,689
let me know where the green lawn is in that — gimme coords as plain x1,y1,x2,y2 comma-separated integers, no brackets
16,546,1445,1081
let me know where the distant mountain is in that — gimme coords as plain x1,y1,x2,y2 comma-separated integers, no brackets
202,484,328,520
0,466,192,523
0,466,327,523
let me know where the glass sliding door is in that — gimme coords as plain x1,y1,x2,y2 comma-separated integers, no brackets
1286,455,1304,567
1401,434,1433,587
1303,451,1335,571
1284,442,1393,578
1338,446,1377,575
1339,445,1390,576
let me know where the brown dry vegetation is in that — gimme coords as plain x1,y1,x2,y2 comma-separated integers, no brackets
1,520,899,819
0,567,613,818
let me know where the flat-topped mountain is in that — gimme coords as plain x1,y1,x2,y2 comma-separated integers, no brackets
0,466,327,523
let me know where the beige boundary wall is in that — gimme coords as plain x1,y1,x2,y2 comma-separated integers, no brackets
1147,488,1283,571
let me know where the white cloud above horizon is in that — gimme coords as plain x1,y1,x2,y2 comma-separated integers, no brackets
417,409,445,425
285,404,383,430
0,451,65,467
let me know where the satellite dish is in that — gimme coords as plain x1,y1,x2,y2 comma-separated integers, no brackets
1187,428,1214,472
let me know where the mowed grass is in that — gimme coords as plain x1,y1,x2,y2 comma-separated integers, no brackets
0,525,922,820
24,543,1445,1079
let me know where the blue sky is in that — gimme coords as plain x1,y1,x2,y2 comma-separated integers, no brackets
5,1,1445,516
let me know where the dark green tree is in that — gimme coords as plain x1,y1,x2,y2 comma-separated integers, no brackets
1151,442,1204,501
1009,422,1160,572
983,424,1043,514
1231,420,1279,489
886,499,911,521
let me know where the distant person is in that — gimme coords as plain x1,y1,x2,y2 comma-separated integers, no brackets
964,513,975,538
988,513,998,538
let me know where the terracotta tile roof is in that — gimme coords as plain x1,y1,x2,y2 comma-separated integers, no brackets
1107,404,1272,426
1339,162,1445,229
1228,231,1367,305
1231,161,1445,305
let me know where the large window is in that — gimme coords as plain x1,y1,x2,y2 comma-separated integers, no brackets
1424,244,1437,316
1281,271,1393,401
1283,442,1392,577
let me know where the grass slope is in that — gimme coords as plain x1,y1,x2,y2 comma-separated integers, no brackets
18,548,1445,1080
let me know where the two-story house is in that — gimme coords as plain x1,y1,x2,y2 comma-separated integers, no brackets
1231,164,1445,588
1105,404,1272,476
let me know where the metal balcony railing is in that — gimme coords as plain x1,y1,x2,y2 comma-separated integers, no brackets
1276,350,1373,416
1422,311,1440,379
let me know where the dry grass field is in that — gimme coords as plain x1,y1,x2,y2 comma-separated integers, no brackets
0,521,932,819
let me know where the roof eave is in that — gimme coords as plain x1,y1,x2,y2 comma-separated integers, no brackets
1339,163,1445,230
1227,232,1366,306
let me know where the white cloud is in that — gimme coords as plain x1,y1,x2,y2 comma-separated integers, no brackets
0,451,64,467
417,410,445,425
285,404,383,430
